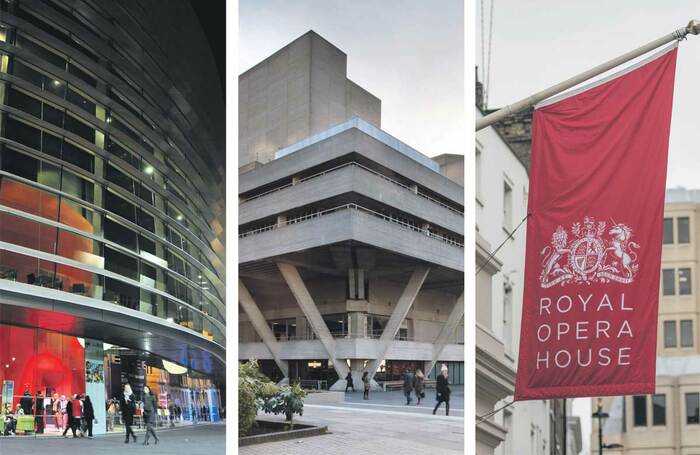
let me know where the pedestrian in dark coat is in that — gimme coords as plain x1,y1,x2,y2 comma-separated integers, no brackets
35,390,45,433
82,395,95,438
120,384,137,444
403,369,415,405
62,398,76,438
345,371,355,392
142,385,159,445
433,364,451,416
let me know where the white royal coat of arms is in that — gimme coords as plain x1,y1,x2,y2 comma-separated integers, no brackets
540,216,640,288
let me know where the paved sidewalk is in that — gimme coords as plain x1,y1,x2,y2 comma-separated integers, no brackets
342,385,464,416
240,393,464,454
0,422,226,455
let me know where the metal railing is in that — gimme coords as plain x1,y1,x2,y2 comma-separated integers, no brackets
240,161,463,215
239,203,464,248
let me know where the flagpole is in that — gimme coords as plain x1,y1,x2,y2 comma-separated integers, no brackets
476,19,700,131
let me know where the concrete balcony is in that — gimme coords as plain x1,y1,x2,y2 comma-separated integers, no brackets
239,204,464,272
240,163,463,234
239,126,463,206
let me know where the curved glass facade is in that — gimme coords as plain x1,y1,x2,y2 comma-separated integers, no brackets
0,1,225,351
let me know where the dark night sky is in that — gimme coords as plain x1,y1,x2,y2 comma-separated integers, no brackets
190,0,226,92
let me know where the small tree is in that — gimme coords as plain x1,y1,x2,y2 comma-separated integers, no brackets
259,382,307,429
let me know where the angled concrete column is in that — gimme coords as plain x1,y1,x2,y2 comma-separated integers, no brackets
366,266,430,380
238,279,289,378
427,292,464,375
276,263,350,381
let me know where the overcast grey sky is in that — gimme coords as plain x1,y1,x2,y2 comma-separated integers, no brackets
239,0,464,158
477,0,700,190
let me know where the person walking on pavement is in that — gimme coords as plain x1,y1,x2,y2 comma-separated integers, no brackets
62,395,77,438
403,368,415,405
345,371,355,392
142,385,160,446
433,364,451,416
107,398,117,432
362,371,370,400
168,400,176,428
82,395,95,438
414,369,425,405
121,384,137,444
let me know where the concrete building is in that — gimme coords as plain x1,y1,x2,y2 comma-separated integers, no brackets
238,32,464,391
476,98,580,454
0,0,225,430
593,187,700,455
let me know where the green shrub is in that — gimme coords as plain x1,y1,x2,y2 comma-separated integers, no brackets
238,381,256,436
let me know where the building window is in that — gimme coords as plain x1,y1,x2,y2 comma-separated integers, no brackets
681,320,694,348
662,269,675,296
652,394,666,426
678,217,690,244
679,268,692,295
664,321,677,348
503,179,513,231
686,393,700,425
663,218,674,244
633,395,647,427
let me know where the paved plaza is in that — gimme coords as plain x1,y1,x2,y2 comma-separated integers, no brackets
0,422,226,455
240,386,465,454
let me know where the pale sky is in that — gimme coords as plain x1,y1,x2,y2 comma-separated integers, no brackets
477,0,700,190
239,0,465,158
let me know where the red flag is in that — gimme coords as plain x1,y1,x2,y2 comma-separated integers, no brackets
514,45,678,400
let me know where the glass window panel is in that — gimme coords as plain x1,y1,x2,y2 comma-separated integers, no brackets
16,33,66,69
103,276,139,310
60,168,93,203
687,393,700,425
104,217,137,251
681,320,694,348
11,59,43,88
106,138,139,168
105,191,135,222
4,116,42,150
136,183,153,205
59,197,95,233
664,321,677,348
64,114,95,142
678,217,690,244
42,102,64,127
137,208,155,233
104,246,137,280
67,87,97,115
62,140,94,173
652,394,666,426
1,146,39,180
106,164,134,193
633,395,647,427
6,86,42,117
139,235,156,255
68,62,97,87
662,269,676,296
37,159,61,190
111,115,140,142
664,218,673,244
0,212,57,253
56,228,97,266
0,176,59,220
679,268,692,295
42,131,63,159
